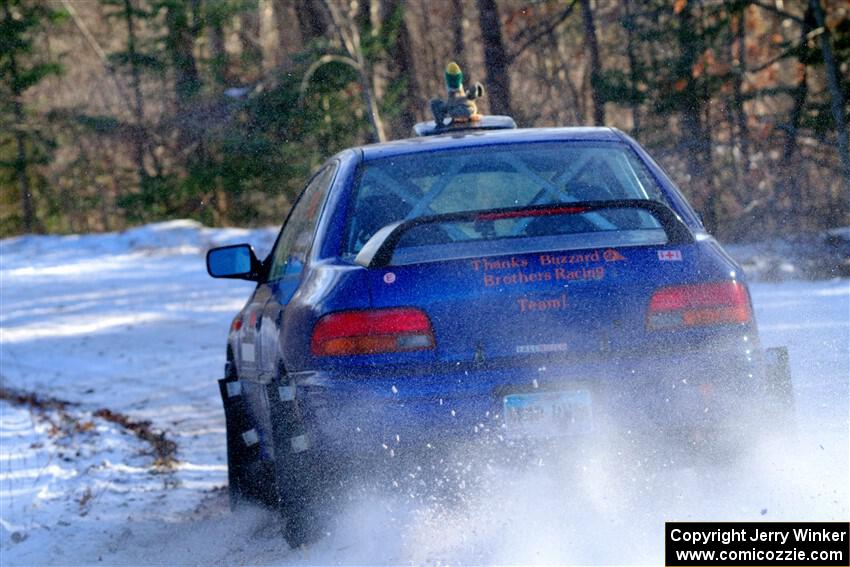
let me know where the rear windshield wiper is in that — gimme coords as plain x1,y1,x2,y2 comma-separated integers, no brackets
354,199,694,268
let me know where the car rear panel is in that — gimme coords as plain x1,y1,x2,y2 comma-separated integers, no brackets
322,240,753,367
297,239,762,453
293,335,761,454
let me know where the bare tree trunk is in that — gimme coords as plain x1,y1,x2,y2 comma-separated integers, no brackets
623,0,640,134
239,0,263,75
164,0,201,139
358,65,385,143
123,0,148,185
580,0,604,126
783,72,809,166
366,0,385,102
779,6,815,231
555,25,585,125
97,180,111,232
382,0,421,137
296,0,328,44
208,5,230,87
676,5,715,230
475,0,511,115
415,2,440,101
272,0,298,57
450,0,467,71
783,67,809,229
13,99,36,233
731,9,749,184
2,2,37,233
722,6,750,215
809,0,850,205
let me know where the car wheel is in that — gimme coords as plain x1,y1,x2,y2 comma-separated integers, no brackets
267,363,334,548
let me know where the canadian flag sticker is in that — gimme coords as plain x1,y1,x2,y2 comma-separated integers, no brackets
657,250,683,261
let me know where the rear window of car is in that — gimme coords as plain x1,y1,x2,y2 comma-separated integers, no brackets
343,142,669,256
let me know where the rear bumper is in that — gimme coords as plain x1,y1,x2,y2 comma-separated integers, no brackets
288,341,767,456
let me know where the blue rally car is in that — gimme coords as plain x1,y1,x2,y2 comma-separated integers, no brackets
206,117,792,545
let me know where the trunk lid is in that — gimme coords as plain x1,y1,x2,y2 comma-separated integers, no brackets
368,242,713,364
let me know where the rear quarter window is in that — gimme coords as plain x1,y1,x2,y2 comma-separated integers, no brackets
268,163,337,281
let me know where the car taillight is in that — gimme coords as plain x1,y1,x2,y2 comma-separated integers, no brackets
311,308,435,356
647,281,752,329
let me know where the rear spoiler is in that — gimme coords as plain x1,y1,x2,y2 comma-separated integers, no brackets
354,199,695,268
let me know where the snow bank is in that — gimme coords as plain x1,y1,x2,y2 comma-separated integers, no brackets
726,227,850,282
0,220,278,272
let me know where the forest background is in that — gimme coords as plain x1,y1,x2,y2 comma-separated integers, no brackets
1,0,848,241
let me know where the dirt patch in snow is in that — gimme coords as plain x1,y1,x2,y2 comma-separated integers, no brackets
92,408,178,468
0,386,178,469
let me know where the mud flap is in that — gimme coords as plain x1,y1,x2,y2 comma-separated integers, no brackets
764,346,795,422
218,377,261,508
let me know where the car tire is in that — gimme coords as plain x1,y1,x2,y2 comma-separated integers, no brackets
266,364,334,548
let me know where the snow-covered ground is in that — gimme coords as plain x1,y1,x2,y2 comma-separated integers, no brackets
1,221,847,565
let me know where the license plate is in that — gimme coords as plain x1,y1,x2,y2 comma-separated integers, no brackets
503,390,592,438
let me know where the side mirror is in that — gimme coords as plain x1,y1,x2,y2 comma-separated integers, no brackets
206,244,261,281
